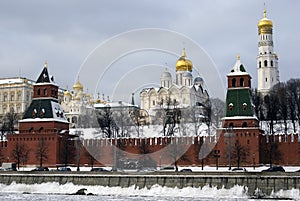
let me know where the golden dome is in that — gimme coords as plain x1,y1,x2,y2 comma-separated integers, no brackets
258,9,273,34
64,90,71,96
176,48,193,72
73,80,83,90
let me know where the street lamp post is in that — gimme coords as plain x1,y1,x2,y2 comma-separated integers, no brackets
224,127,235,170
214,150,220,170
252,153,256,170
75,130,82,172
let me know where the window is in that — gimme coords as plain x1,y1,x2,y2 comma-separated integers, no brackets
10,93,14,101
264,60,268,67
3,93,7,102
232,78,236,87
229,122,234,128
242,122,247,127
152,100,155,106
17,92,22,101
259,61,261,68
265,78,268,82
240,78,244,87
228,103,234,111
37,88,41,95
44,88,47,95
271,60,273,67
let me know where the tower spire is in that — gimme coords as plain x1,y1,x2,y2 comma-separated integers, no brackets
44,61,48,68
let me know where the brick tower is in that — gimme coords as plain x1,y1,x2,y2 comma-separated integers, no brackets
7,62,70,167
216,56,262,168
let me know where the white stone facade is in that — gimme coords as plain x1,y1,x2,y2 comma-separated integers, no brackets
0,77,34,118
257,9,280,94
140,49,209,121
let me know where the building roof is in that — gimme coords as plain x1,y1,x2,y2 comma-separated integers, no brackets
21,99,68,123
225,88,254,117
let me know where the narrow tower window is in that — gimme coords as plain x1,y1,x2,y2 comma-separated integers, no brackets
259,61,261,68
264,60,268,67
232,78,236,87
240,78,244,87
271,60,273,67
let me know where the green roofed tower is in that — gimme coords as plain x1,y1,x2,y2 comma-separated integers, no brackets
222,56,259,129
18,62,69,134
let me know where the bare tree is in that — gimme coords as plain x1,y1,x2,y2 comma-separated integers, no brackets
35,138,49,167
59,136,76,167
264,93,280,134
129,108,149,137
6,108,18,134
96,107,118,138
252,89,265,120
287,79,300,132
1,122,7,141
231,140,250,168
274,83,289,134
11,142,30,169
210,98,225,127
260,140,282,167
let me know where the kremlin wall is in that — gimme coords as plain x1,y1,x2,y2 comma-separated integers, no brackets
0,8,300,169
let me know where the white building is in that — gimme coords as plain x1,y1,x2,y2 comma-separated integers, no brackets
61,79,95,128
257,8,280,94
0,77,34,119
140,49,209,123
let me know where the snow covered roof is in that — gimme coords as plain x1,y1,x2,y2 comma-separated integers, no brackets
0,77,35,85
94,101,138,109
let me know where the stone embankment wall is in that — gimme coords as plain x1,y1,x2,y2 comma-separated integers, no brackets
1,172,300,196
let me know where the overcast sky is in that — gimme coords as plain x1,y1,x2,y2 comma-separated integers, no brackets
0,0,299,102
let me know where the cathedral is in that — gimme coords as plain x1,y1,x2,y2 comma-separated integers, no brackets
140,49,210,123
61,79,95,128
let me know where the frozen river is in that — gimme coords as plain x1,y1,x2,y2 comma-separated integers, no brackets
0,182,299,201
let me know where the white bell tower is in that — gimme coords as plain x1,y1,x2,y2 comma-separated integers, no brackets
257,8,279,94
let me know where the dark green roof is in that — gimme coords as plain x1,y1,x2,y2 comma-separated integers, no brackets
36,67,51,83
23,99,58,119
225,88,253,117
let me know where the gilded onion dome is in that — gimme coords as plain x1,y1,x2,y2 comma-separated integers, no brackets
64,90,71,96
176,48,193,72
73,80,83,90
258,9,273,34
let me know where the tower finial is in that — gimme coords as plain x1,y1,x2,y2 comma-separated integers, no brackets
263,3,267,18
44,61,48,68
131,92,135,105
182,48,186,57
237,54,240,60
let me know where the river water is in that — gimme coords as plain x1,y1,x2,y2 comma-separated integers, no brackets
0,182,298,201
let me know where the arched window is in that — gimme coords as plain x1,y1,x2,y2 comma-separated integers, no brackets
240,78,244,87
229,122,234,128
37,88,41,96
242,122,247,128
259,61,261,68
264,60,268,67
232,78,236,87
270,60,273,67
44,88,47,95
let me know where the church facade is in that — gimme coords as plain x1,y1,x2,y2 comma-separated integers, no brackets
140,49,210,124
